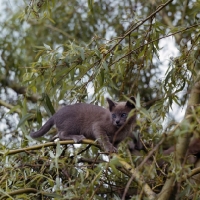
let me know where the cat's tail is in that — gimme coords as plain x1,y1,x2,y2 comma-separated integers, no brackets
30,117,54,138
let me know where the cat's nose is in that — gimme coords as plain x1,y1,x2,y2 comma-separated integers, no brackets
116,120,120,124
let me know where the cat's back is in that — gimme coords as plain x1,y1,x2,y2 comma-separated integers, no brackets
54,102,110,121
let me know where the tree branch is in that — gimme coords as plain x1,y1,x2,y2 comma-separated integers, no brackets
0,139,99,156
113,154,156,200
183,166,200,180
176,79,200,162
157,176,176,200
0,99,21,114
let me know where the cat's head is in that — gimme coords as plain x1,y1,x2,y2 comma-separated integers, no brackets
107,97,135,128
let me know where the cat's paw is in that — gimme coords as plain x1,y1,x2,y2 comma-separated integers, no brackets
50,134,59,142
104,144,118,153
73,135,86,143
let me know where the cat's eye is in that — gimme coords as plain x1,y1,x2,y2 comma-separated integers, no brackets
112,114,116,118
121,113,127,118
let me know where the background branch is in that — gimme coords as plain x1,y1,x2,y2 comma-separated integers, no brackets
0,99,21,114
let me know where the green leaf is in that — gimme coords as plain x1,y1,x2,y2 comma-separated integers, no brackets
56,142,63,157
33,45,46,50
25,6,29,14
7,105,21,114
102,60,108,71
46,16,56,24
23,72,34,82
17,113,34,128
79,47,85,60
136,93,141,108
99,69,104,86
88,0,94,13
43,93,55,116
55,64,76,78
36,107,42,126
49,150,55,158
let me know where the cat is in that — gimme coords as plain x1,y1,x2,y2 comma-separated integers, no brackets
30,97,142,153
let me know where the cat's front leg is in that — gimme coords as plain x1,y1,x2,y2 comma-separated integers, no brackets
97,135,117,153
101,139,117,153
92,125,117,153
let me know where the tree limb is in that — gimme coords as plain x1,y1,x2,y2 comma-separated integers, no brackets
113,154,156,200
157,176,176,200
183,166,200,180
176,79,200,162
0,139,99,156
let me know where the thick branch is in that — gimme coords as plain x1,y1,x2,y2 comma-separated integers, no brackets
157,176,176,200
113,154,156,200
176,80,200,162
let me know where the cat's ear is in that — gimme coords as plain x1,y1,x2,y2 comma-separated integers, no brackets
126,96,135,108
106,98,116,111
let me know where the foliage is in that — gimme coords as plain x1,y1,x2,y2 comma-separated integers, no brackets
0,0,200,199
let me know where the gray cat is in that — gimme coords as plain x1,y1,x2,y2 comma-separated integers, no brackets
30,97,142,152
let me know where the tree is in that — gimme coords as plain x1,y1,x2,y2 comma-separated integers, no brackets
0,0,200,199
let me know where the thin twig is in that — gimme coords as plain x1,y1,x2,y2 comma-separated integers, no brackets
105,0,174,56
110,23,200,67
137,135,166,170
122,174,135,200
0,100,21,114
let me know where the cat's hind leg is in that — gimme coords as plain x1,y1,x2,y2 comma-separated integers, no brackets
58,131,85,143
